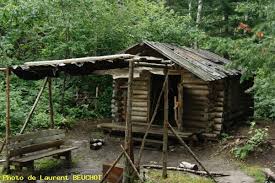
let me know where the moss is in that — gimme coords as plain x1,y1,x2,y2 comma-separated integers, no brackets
240,165,265,183
143,170,213,183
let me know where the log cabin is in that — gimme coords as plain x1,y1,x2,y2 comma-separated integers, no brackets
10,41,253,140
98,41,253,139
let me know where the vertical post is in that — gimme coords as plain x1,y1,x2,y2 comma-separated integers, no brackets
123,60,134,183
178,81,183,131
48,77,54,128
162,68,168,178
5,68,11,173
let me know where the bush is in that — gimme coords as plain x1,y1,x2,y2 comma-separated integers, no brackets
232,122,269,159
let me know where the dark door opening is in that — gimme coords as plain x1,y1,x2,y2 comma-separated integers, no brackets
150,74,181,127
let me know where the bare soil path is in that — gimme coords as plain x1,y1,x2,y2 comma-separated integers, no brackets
19,119,275,183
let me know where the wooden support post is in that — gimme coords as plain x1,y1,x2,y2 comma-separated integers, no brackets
60,74,67,114
121,145,144,183
136,72,169,167
123,60,134,183
168,122,217,183
4,68,11,173
162,68,169,178
20,77,48,134
48,77,54,128
178,82,183,131
0,77,48,154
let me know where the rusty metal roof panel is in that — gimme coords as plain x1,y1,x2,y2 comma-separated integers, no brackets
144,41,240,81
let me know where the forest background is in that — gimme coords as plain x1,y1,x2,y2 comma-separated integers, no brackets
0,0,274,135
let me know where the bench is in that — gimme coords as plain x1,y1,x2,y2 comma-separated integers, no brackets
7,129,78,171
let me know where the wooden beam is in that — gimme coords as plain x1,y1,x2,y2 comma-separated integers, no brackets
162,68,168,179
4,68,11,173
48,78,54,128
20,78,48,134
178,82,183,131
123,60,134,183
24,54,135,67
0,68,7,72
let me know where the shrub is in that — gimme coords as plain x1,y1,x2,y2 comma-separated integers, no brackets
232,122,269,159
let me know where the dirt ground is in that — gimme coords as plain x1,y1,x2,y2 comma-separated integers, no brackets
9,119,275,183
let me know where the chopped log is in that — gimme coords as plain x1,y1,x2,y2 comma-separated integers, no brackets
262,168,275,181
142,165,229,177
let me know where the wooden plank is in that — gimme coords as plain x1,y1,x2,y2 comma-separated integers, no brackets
24,54,134,66
9,134,65,150
10,129,64,143
10,140,64,157
12,147,77,163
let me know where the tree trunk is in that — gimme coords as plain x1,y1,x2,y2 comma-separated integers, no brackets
196,0,203,26
189,0,192,17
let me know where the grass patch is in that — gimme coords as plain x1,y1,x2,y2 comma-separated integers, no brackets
240,165,265,183
144,170,213,183
36,158,64,171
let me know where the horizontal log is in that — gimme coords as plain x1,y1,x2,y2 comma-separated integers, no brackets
142,164,229,177
133,90,148,95
212,118,223,123
132,111,147,117
183,120,208,128
132,102,148,108
131,116,147,122
132,107,147,112
213,124,222,131
183,115,208,121
209,112,223,118
183,90,209,95
133,94,147,99
182,84,209,90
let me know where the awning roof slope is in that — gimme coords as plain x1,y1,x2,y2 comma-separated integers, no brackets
126,41,240,81
12,54,135,80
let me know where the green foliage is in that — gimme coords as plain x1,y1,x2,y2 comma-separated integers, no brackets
144,170,213,183
232,122,269,159
0,0,274,135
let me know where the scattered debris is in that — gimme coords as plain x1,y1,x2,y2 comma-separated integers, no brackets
142,164,229,177
179,161,198,170
262,168,275,182
90,138,105,150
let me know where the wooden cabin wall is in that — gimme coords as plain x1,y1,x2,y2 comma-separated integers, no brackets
209,79,226,135
111,71,151,123
181,70,211,131
222,77,254,128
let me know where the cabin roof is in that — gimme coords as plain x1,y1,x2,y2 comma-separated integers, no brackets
125,41,240,81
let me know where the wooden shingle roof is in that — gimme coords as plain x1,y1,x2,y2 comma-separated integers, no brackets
127,41,240,81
